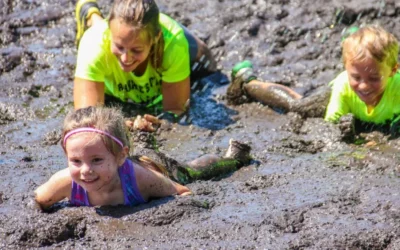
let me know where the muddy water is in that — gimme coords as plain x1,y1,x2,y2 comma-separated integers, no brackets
2,0,400,248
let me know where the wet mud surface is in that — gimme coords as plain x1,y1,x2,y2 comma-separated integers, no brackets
2,0,400,248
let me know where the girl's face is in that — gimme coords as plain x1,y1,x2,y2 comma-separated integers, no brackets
66,133,122,193
346,57,397,106
110,18,153,73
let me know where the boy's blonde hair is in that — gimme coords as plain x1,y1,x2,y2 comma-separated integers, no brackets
62,106,130,156
342,26,399,68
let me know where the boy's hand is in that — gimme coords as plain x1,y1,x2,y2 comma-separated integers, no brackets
338,114,355,142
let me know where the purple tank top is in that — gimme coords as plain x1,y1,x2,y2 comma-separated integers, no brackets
70,159,146,206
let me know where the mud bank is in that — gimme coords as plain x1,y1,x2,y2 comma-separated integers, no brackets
1,0,400,249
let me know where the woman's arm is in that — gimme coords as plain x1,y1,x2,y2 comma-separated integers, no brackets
162,77,190,116
34,168,72,210
74,77,105,110
135,165,191,201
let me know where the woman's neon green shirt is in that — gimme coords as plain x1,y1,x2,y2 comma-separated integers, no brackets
75,13,190,104
325,70,400,124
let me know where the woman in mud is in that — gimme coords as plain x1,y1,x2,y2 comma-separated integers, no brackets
73,0,216,131
227,25,400,136
34,106,251,209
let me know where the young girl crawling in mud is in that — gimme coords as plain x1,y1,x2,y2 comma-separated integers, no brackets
34,106,251,209
227,25,400,136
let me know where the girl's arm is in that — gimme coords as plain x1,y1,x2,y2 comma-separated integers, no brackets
162,77,190,116
34,168,72,210
74,77,105,110
135,165,191,201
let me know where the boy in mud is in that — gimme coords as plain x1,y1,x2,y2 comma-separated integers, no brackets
227,25,400,138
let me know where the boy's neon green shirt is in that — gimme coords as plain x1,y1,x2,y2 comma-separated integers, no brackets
75,13,190,104
325,70,400,124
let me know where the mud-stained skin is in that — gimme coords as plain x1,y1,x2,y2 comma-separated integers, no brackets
290,86,332,118
2,0,400,249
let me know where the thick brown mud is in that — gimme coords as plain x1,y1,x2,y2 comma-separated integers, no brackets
2,0,400,249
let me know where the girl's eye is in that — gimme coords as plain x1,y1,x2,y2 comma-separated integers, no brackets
70,159,81,164
92,158,103,163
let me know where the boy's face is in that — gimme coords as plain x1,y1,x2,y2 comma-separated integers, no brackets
346,57,397,106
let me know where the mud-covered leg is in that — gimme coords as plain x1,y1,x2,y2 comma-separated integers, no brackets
243,81,300,112
129,132,252,184
176,139,252,184
75,0,103,46
227,60,301,110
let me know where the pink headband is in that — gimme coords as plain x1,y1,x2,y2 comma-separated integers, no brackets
63,127,124,148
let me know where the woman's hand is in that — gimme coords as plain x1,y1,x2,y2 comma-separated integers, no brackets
125,114,161,132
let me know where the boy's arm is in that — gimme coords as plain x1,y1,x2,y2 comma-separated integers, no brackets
34,168,72,210
324,78,349,122
135,165,191,201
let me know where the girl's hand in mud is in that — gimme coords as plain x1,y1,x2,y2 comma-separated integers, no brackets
27,196,44,211
125,114,161,132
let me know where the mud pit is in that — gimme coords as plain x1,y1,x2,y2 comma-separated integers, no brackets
2,0,400,248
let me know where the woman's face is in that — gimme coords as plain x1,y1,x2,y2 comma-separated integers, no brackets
110,18,153,72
